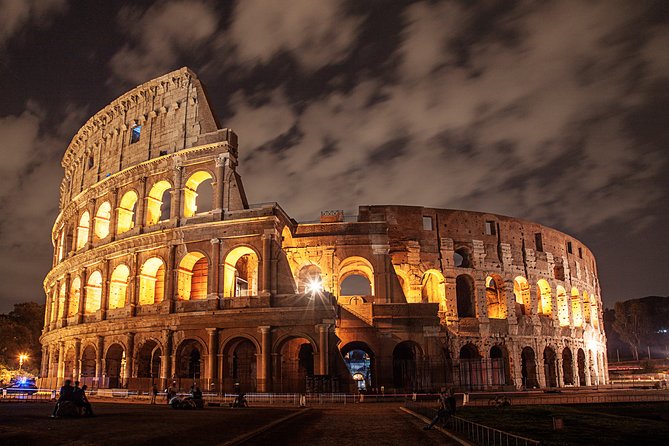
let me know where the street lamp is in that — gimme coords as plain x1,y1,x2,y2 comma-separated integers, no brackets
18,353,29,372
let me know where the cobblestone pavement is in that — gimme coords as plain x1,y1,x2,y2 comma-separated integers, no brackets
244,403,460,445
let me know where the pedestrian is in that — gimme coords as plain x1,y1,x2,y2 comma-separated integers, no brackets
423,388,455,430
51,379,74,418
150,384,158,404
166,381,177,404
75,384,94,416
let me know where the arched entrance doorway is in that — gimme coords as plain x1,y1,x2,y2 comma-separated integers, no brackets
544,347,558,388
80,345,96,388
521,347,538,389
459,344,484,390
223,338,258,393
490,345,509,386
136,340,162,390
341,342,375,392
105,343,125,388
577,348,586,385
274,337,315,393
393,341,421,391
63,348,76,381
562,348,574,385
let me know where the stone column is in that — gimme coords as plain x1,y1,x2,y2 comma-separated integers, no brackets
170,164,183,225
317,324,330,375
57,341,66,387
95,335,104,389
556,357,564,387
108,187,119,241
73,338,81,382
261,231,272,295
209,239,220,300
41,345,49,378
165,245,177,313
87,198,96,248
206,328,218,391
127,252,138,317
78,267,88,324
258,326,271,392
99,259,110,320
573,351,581,386
213,153,228,219
135,176,147,231
51,281,60,330
47,344,55,380
124,332,135,387
161,329,173,390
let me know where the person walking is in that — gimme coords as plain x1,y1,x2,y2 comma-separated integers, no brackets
150,384,158,404
424,388,455,430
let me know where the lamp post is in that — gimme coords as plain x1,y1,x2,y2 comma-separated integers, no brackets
18,354,29,372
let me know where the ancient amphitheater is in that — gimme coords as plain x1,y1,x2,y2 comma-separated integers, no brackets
39,68,608,394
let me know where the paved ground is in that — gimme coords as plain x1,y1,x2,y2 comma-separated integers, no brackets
245,403,459,446
0,401,457,445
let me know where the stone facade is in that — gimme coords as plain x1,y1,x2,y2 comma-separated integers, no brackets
39,68,607,393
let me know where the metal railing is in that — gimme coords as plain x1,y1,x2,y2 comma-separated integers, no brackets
0,389,55,402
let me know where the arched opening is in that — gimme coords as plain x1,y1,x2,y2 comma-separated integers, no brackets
297,264,323,294
224,338,258,393
490,345,510,386
485,275,506,319
571,287,583,327
57,283,66,321
80,345,96,387
421,270,446,310
543,347,558,388
537,279,553,316
85,271,102,314
183,171,214,217
341,342,375,392
177,252,208,300
456,274,476,318
68,277,81,317
393,341,421,391
453,247,471,268
138,257,165,305
76,211,90,250
514,276,531,316
145,180,172,225
275,337,314,393
556,286,569,326
521,347,539,388
338,256,375,297
582,291,591,324
108,264,130,309
459,344,484,390
116,190,138,234
591,302,599,329
562,348,574,385
176,340,204,380
223,246,259,298
136,340,162,383
94,201,112,239
63,348,76,381
577,348,587,385
105,343,125,388
394,268,412,303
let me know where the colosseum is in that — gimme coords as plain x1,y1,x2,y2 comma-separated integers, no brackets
39,67,608,394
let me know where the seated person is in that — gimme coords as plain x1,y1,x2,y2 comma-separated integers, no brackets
51,379,74,418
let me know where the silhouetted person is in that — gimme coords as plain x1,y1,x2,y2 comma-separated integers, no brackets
166,381,177,404
424,388,455,430
75,384,94,416
150,384,158,404
51,379,74,417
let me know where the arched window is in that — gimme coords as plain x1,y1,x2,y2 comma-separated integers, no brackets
76,211,90,250
138,257,165,305
223,247,259,298
94,201,112,239
454,247,471,268
537,279,553,316
421,270,446,310
108,264,130,309
485,275,506,319
338,256,374,297
177,252,208,300
456,274,476,318
116,191,138,234
183,171,213,217
85,270,102,314
145,180,171,225
68,277,81,317
556,286,569,326
297,264,323,294
571,287,583,327
513,276,531,316
459,344,484,390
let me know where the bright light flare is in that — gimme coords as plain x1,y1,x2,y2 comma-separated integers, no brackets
305,278,323,294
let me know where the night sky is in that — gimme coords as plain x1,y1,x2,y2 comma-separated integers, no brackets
0,0,667,313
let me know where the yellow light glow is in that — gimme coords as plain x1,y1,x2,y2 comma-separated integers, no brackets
305,278,323,294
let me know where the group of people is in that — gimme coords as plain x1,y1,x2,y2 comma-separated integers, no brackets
51,380,94,418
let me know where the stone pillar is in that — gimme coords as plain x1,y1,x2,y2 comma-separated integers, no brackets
124,332,135,387
44,289,52,332
261,231,272,295
57,341,66,387
47,344,54,380
573,351,580,386
165,245,177,313
209,238,220,299
99,259,110,320
41,345,49,378
127,252,138,316
317,324,330,375
73,338,81,382
60,274,71,327
95,335,104,389
87,198,96,248
108,187,119,241
258,326,271,392
78,267,88,324
213,153,228,219
135,176,147,231
584,351,592,386
170,164,183,225
161,329,173,390
206,328,218,390
556,357,564,387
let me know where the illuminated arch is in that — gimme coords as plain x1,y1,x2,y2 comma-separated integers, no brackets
76,211,90,250
223,246,259,298
68,276,81,317
85,270,102,314
485,274,506,319
537,279,553,316
591,297,600,329
94,201,112,239
108,264,130,309
394,268,413,302
116,190,138,234
183,170,214,217
138,257,166,305
571,287,583,327
177,252,208,300
337,256,374,297
556,286,569,326
513,276,531,316
145,180,172,225
421,269,446,310
281,226,294,248
582,291,591,324
296,263,323,294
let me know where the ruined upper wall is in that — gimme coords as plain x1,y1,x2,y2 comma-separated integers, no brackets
60,67,237,209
